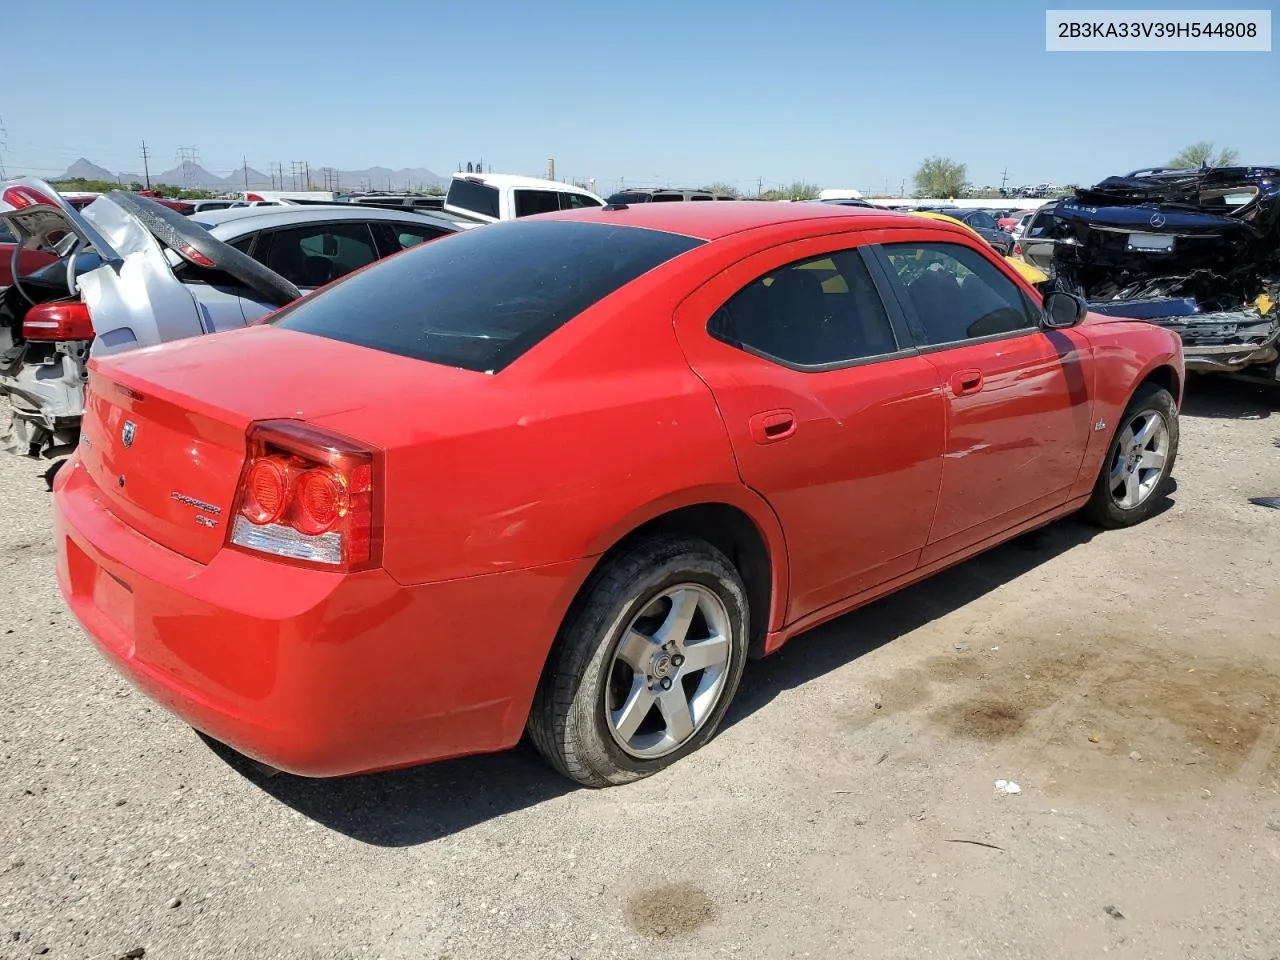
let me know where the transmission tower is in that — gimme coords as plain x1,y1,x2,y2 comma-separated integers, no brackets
289,161,304,191
176,146,200,188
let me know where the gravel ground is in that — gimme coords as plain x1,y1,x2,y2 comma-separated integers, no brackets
2,378,1278,960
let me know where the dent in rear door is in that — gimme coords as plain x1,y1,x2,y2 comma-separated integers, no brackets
673,235,946,624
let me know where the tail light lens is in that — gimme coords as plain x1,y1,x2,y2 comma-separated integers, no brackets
23,302,95,341
3,185,59,209
229,420,380,571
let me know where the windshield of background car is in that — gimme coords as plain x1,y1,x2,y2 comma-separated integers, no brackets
445,179,501,219
273,220,704,373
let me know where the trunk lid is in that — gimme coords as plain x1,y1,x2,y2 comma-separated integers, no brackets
79,324,490,563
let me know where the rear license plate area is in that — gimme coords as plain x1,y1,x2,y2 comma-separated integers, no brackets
91,567,136,656
1126,233,1175,253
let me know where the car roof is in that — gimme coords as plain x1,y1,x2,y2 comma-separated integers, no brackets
539,200,919,241
451,172,597,194
194,204,458,236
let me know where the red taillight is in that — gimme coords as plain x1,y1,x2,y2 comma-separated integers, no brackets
229,421,380,570
3,185,59,210
23,302,94,341
177,243,216,267
241,457,292,525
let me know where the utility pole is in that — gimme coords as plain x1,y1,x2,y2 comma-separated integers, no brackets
756,176,763,198
0,116,8,179
304,160,311,190
140,140,152,189
243,157,249,191
1001,167,1009,191
289,161,304,191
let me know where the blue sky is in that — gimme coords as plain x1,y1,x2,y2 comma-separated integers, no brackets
3,0,1275,194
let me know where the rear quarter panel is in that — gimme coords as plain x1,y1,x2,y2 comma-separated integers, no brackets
1068,316,1184,497
311,247,787,598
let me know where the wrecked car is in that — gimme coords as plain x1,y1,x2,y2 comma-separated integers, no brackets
1041,165,1280,379
0,179,459,459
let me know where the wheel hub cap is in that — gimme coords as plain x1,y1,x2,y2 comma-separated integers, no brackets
651,652,673,680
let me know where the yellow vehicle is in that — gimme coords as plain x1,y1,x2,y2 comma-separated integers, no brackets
909,211,1048,284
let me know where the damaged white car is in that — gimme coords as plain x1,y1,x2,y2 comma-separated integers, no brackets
0,179,459,460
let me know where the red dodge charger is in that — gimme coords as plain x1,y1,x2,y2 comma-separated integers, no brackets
52,202,1184,787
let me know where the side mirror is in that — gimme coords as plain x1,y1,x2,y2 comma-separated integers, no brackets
1042,291,1087,328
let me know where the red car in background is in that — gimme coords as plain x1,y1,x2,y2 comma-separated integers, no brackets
52,203,1183,787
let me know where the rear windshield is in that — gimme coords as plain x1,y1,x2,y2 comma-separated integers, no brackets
273,220,703,373
446,179,501,219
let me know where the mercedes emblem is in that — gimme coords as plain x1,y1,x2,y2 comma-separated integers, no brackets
1149,213,1166,229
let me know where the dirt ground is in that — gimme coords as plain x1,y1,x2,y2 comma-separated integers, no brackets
1,377,1278,960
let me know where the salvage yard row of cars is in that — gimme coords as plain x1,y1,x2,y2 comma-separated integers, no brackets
1,158,1273,787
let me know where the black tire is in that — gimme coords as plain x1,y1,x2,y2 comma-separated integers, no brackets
1083,382,1179,529
107,192,301,307
528,536,749,787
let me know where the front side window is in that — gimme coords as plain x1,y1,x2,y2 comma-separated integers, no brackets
514,190,563,218
966,211,998,230
263,222,379,288
709,249,899,367
881,242,1034,345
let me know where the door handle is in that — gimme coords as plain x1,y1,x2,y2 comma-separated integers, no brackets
950,369,984,396
749,410,797,444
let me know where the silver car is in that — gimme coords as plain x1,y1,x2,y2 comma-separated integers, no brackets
1018,202,1065,273
0,179,458,458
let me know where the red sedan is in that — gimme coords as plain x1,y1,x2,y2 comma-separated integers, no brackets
52,202,1183,787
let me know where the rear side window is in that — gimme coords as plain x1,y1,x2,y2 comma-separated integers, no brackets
273,220,702,373
446,179,500,219
393,223,450,249
709,249,899,366
514,190,563,217
561,192,602,210
880,242,1034,345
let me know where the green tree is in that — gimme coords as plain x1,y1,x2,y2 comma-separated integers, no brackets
701,182,739,197
1169,141,1239,168
129,181,144,191
913,157,968,198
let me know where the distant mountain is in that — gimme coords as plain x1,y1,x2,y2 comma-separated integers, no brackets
57,158,448,193
61,157,118,182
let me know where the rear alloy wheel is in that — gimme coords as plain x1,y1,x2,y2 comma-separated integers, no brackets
528,537,748,787
1084,382,1179,528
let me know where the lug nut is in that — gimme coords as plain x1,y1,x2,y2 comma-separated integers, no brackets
672,655,685,667
660,677,672,690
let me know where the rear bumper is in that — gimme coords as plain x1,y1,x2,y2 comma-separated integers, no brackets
53,456,585,777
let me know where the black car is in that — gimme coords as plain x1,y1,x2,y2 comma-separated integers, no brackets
932,208,1015,255
1044,165,1280,378
604,188,736,204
